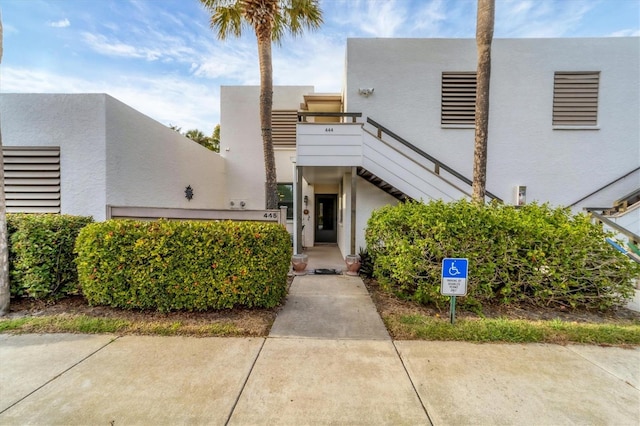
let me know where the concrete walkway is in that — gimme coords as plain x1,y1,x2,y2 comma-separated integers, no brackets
1,246,639,425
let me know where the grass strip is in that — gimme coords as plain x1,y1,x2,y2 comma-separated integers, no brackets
0,315,243,337
386,314,640,345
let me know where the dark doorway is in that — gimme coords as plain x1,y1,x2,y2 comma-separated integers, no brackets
315,194,337,243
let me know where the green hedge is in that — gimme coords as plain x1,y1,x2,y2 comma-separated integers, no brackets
8,214,94,299
365,200,640,311
75,220,292,312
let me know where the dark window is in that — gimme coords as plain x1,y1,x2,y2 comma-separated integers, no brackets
277,183,293,220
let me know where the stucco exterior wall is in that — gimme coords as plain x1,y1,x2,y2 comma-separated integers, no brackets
221,86,313,210
1,93,108,219
345,38,640,209
2,93,227,220
104,95,227,213
356,178,399,253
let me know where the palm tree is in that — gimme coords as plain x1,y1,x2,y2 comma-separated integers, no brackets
211,124,220,153
0,13,10,315
185,128,218,152
199,0,322,209
471,0,495,203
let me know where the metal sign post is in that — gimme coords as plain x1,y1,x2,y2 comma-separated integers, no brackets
441,258,469,325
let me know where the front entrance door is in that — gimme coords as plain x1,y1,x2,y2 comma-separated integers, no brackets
315,194,337,243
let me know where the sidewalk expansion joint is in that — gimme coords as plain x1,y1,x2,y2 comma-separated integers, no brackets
224,337,266,426
392,340,434,426
0,335,121,415
566,346,640,391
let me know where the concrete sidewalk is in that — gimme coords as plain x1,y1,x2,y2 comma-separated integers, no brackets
1,246,639,425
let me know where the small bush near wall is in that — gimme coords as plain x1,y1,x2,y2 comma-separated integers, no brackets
75,220,292,312
365,200,640,311
8,214,94,299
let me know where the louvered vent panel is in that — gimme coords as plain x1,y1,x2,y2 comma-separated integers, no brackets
442,72,477,125
272,110,298,147
553,72,599,126
3,147,61,213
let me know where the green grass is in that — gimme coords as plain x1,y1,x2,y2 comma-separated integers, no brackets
386,314,640,345
0,315,243,337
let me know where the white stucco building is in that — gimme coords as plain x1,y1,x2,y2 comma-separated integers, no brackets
1,93,227,220
2,37,638,260
285,37,639,256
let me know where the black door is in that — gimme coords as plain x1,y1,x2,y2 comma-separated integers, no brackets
315,194,337,243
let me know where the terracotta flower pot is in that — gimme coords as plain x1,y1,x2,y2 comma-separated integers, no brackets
345,254,361,276
291,254,309,275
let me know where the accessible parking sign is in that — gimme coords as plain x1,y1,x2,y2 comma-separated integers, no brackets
441,258,468,296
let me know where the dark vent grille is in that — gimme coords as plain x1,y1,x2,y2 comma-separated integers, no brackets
441,72,476,125
553,72,599,126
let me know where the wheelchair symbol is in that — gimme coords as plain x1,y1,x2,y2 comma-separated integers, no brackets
448,261,461,276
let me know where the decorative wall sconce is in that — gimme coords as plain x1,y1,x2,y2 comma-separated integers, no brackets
358,88,374,97
185,185,194,201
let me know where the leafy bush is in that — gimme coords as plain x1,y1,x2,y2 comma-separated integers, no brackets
75,220,292,312
365,200,640,311
8,214,94,299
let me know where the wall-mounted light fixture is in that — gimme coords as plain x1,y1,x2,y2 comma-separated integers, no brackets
304,195,309,206
185,185,194,201
358,88,374,97
230,199,246,209
515,185,526,206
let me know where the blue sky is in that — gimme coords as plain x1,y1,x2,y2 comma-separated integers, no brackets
1,0,639,134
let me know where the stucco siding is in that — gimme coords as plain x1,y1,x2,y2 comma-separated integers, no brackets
1,93,107,219
346,38,640,208
221,86,313,210
2,93,228,220
104,95,226,213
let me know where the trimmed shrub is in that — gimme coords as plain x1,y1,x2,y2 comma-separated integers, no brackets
75,220,292,312
8,214,94,299
365,200,640,311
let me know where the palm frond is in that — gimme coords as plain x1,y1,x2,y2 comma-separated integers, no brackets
200,0,245,39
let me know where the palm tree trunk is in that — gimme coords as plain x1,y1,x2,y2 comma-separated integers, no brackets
471,0,495,203
0,14,10,316
257,36,278,210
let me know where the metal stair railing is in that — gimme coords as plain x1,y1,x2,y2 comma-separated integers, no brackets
569,166,640,208
365,117,503,203
589,210,640,264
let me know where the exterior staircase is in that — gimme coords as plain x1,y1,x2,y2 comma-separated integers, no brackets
587,194,640,312
296,115,502,204
356,167,411,202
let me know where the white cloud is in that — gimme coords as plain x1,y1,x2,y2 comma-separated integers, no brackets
82,32,163,60
327,0,409,38
608,29,640,37
1,67,221,133
190,41,259,83
49,18,71,28
273,33,345,92
411,0,448,35
496,0,595,37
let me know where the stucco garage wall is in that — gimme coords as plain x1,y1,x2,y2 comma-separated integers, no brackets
1,93,107,219
104,95,227,215
345,38,640,208
221,86,313,210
